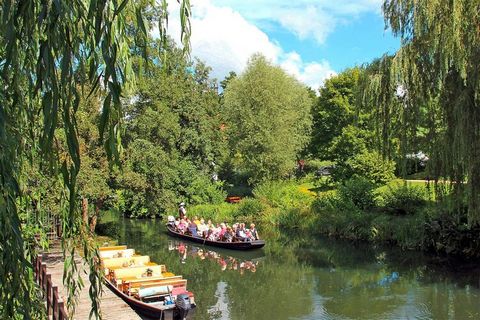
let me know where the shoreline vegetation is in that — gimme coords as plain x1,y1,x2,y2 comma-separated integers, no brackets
4,1,480,318
173,176,479,260
97,174,480,261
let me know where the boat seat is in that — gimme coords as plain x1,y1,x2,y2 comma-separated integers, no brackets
122,275,182,285
100,248,135,259
162,272,175,277
114,265,166,279
102,256,150,269
130,278,187,289
120,275,184,293
99,245,127,251
137,285,173,299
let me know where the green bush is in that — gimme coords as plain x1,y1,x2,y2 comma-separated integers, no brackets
338,176,376,210
187,203,236,223
370,214,426,249
277,207,315,229
380,185,427,215
424,211,480,258
332,150,395,184
311,196,374,240
253,180,313,209
186,175,227,205
234,198,265,219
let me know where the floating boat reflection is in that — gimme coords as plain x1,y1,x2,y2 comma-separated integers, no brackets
168,240,264,274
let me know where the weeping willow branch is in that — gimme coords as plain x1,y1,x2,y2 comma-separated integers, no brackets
0,0,191,318
367,0,480,224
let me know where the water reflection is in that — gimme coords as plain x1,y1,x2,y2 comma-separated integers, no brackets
167,240,262,274
103,212,480,320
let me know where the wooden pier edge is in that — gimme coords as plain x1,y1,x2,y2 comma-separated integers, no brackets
33,251,142,319
34,255,69,320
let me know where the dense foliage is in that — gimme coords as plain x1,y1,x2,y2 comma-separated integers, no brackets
223,54,313,184
3,1,480,317
368,0,480,225
115,42,227,217
0,0,191,318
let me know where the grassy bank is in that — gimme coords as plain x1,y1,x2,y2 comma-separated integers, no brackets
186,176,479,259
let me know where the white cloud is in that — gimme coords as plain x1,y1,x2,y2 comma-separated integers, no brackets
166,0,336,89
277,6,336,44
281,52,336,91
211,0,384,44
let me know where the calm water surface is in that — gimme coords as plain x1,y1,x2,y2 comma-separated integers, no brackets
106,215,480,320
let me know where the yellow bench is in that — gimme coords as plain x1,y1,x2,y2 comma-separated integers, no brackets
99,245,127,251
129,277,186,289
102,256,150,269
99,248,135,259
113,265,166,280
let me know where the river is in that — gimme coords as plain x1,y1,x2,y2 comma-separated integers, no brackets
104,214,480,320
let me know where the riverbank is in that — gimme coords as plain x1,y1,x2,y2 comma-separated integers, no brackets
179,177,480,260
97,214,480,320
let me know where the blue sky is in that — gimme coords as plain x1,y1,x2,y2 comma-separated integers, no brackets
167,0,400,90
265,12,399,71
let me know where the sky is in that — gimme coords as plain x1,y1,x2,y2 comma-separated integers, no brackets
166,0,400,91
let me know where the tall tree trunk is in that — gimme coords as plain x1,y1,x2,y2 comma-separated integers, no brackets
89,199,102,233
82,197,89,227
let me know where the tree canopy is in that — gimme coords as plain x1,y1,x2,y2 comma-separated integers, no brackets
365,0,480,224
0,1,191,318
223,54,313,184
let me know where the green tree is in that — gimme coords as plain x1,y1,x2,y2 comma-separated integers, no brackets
310,68,362,159
115,41,226,217
76,90,112,232
223,54,313,184
0,1,191,317
378,0,480,224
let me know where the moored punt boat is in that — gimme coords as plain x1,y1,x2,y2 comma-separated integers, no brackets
100,246,196,319
166,224,266,250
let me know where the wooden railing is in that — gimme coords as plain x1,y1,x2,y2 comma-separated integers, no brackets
34,255,69,320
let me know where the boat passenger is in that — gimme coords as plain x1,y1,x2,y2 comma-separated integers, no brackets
236,223,249,242
167,215,176,227
197,218,208,237
179,202,187,219
193,216,201,226
249,223,259,240
207,229,217,241
218,223,227,239
224,227,234,242
174,217,180,228
178,219,187,234
188,220,199,237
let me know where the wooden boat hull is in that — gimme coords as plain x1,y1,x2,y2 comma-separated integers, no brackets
166,225,265,250
104,278,196,319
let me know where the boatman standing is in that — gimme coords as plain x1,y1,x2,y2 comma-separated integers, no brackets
179,202,187,219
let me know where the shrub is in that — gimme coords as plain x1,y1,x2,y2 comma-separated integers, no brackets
424,211,480,258
187,203,236,223
253,180,313,209
332,150,395,184
380,185,427,215
186,175,227,205
277,207,315,229
370,214,426,249
234,198,265,219
338,176,376,210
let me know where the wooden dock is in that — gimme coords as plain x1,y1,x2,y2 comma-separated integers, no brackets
38,248,144,320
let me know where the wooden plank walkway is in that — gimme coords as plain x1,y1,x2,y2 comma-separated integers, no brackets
41,249,144,320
